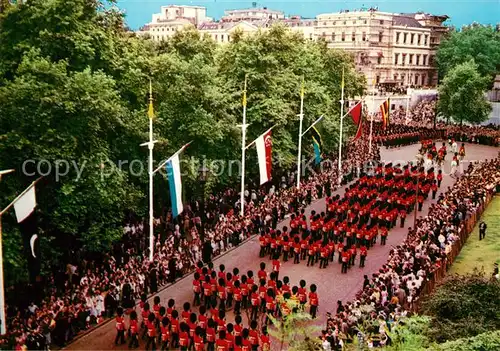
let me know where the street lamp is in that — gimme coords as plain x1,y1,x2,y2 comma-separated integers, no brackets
198,165,209,242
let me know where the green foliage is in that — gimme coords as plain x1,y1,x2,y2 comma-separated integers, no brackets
268,299,322,351
436,25,500,82
421,271,500,342
437,60,492,124
0,0,364,284
382,316,432,351
429,330,500,351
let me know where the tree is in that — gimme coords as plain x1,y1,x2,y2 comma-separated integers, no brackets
437,60,492,124
268,299,322,351
436,25,500,83
421,271,500,342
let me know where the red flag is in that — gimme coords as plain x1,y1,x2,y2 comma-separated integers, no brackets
349,102,362,125
354,118,363,140
255,129,272,185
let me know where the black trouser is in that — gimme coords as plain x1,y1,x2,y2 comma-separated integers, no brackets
479,230,486,240
310,305,317,319
294,252,300,264
251,305,259,321
234,300,241,315
227,293,233,308
341,261,348,274
307,254,315,266
129,333,139,348
207,342,215,351
283,250,289,261
161,340,169,351
115,330,126,345
350,254,356,266
204,294,211,309
360,255,366,267
418,202,423,211
145,335,156,351
319,257,328,268
193,292,201,306
381,236,387,245
400,217,405,228
432,190,437,199
259,246,265,257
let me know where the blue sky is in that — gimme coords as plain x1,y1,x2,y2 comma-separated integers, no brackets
116,0,500,30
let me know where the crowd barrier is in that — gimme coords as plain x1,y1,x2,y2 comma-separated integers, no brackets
413,192,494,312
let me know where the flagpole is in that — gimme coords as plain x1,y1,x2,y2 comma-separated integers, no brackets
337,67,345,185
296,77,305,189
0,214,5,335
405,91,410,124
240,75,248,217
0,169,14,335
369,80,375,154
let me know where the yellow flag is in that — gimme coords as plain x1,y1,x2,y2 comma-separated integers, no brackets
341,67,345,90
300,77,305,99
148,100,154,120
242,75,248,107
148,80,154,119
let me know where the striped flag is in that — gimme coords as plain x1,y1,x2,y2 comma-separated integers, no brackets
380,98,390,129
255,129,272,185
148,80,155,120
311,126,322,165
166,154,183,218
349,102,363,140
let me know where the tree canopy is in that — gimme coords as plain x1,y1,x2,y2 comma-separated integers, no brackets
437,60,492,124
436,24,500,83
0,0,364,284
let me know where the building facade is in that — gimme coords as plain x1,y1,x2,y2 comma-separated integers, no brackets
138,5,209,41
316,9,448,88
138,6,448,88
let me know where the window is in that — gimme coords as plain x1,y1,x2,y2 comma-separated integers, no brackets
362,32,366,41
422,74,426,85
353,20,357,25
417,34,421,45
429,55,434,65
416,54,420,65
411,33,415,44
378,32,383,42
394,53,399,65
423,54,428,66
343,20,346,25
394,74,398,81
380,20,384,25
377,56,382,64
415,74,420,85
403,32,407,43
331,33,336,41
391,104,395,110
409,54,413,65
333,21,336,25
364,19,367,24
401,54,406,65
401,74,405,83
215,34,218,40
341,32,346,41
396,32,400,43
322,31,326,37
221,34,224,42
352,32,356,41
376,75,381,84
424,35,428,45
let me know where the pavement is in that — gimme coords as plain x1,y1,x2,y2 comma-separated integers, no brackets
65,142,499,350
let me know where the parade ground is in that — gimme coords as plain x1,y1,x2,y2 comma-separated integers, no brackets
65,142,499,350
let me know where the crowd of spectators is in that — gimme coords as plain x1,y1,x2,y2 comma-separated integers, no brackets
322,154,500,349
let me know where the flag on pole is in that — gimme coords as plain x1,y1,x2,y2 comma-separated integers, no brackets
349,102,362,125
255,129,272,185
311,126,322,165
148,81,154,120
12,183,41,282
166,154,183,218
242,75,248,107
349,102,363,140
300,77,305,99
380,98,390,129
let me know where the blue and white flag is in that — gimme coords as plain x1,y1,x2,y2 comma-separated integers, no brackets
166,154,183,218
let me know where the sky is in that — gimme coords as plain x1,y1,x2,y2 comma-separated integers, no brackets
116,0,500,30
